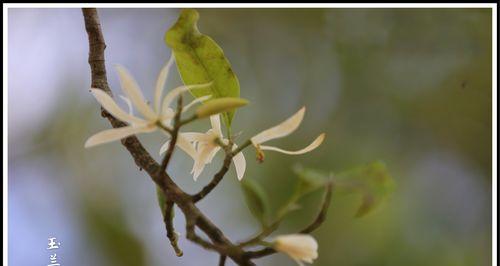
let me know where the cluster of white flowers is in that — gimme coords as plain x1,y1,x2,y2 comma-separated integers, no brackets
86,55,325,183
85,56,322,265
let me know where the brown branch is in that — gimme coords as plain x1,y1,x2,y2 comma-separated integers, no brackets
159,95,183,173
244,247,275,259
192,138,253,202
82,8,254,266
231,140,252,157
219,255,227,266
164,200,183,256
192,155,232,202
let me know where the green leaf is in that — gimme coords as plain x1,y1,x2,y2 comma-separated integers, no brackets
334,161,395,217
241,179,269,226
293,164,330,197
165,8,240,128
195,97,248,118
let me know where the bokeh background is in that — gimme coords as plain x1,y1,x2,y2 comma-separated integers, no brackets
8,8,492,266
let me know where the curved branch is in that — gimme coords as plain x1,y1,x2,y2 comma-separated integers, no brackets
159,95,183,173
192,155,232,202
82,8,254,266
164,200,183,256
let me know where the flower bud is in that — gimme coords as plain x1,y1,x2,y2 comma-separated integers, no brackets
274,234,318,265
195,97,248,118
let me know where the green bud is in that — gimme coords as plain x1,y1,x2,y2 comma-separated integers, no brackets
195,97,248,118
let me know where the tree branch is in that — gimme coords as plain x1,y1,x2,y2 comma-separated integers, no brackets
192,155,232,202
164,200,183,256
159,95,183,172
82,8,254,266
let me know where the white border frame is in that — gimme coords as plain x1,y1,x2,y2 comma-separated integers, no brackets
3,3,497,266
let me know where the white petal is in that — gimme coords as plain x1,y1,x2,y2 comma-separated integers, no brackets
85,124,155,148
259,133,325,155
182,95,212,113
176,134,198,159
191,146,214,181
205,146,221,164
210,114,223,138
154,54,175,113
119,95,134,115
159,140,170,155
161,82,212,117
159,135,197,159
160,107,175,124
90,89,145,125
251,107,305,145
115,65,157,120
274,234,318,265
232,149,246,180
181,132,211,143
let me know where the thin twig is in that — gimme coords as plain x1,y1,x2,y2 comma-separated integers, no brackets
192,155,232,202
164,200,183,256
219,255,227,266
231,139,252,157
160,95,183,173
185,218,219,251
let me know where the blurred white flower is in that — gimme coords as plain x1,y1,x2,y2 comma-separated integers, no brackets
163,114,246,181
85,55,210,155
251,107,325,162
274,234,319,266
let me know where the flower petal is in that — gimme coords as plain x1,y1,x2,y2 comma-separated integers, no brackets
232,148,246,180
159,140,170,155
176,134,198,159
191,145,214,181
119,95,134,115
181,132,212,143
210,114,223,138
205,146,221,164
85,124,155,148
160,107,175,126
90,89,145,125
274,234,318,266
259,133,325,155
115,65,157,120
161,82,212,117
159,134,197,160
154,54,175,113
251,107,305,145
183,95,212,113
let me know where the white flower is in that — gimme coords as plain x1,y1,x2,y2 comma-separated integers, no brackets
273,234,318,266
251,107,325,161
164,114,246,181
85,54,210,156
